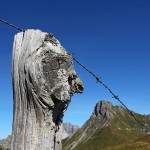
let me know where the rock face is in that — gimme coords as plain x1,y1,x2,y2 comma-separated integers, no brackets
147,115,150,120
62,123,79,139
11,29,83,150
93,101,113,119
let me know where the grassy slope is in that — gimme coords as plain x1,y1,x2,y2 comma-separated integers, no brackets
71,127,132,150
63,105,150,150
70,123,144,150
102,135,150,150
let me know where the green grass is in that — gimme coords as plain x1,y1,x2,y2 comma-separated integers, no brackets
71,125,140,150
102,135,150,150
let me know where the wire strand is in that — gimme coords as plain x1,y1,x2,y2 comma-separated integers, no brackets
0,19,24,32
71,55,149,133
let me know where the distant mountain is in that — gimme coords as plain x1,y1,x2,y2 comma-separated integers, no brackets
62,123,79,139
0,135,11,150
0,140,4,145
63,100,150,150
0,139,5,148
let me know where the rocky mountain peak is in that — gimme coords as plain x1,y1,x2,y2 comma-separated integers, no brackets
147,114,150,120
93,100,113,119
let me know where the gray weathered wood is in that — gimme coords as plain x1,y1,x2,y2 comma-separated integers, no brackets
11,29,83,150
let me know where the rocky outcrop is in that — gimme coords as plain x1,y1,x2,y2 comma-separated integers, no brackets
147,114,150,120
93,100,113,119
62,123,79,139
11,29,83,150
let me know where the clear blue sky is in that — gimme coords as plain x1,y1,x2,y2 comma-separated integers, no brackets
1,0,150,139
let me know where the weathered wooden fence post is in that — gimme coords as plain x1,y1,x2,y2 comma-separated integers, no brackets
11,29,83,150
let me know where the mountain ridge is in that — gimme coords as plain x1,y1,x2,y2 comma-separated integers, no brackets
63,100,150,150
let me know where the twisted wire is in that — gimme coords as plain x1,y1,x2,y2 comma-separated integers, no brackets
0,19,24,32
72,56,149,132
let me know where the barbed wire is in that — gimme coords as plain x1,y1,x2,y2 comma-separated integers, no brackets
0,19,24,32
71,55,149,132
0,18,149,133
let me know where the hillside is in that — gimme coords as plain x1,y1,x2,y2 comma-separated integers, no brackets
102,134,150,150
63,100,150,150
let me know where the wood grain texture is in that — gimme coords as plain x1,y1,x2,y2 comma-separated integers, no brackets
11,29,83,150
